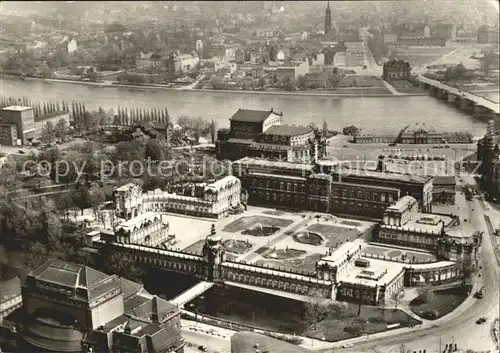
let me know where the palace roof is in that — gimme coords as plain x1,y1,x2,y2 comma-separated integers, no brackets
205,175,240,192
234,157,313,173
262,125,313,137
433,176,456,186
335,167,433,184
116,182,139,192
386,195,417,213
230,109,282,123
317,239,363,267
118,212,162,233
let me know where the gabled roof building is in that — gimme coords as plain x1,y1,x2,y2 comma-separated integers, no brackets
18,260,184,353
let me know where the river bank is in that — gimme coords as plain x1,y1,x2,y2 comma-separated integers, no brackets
1,74,428,98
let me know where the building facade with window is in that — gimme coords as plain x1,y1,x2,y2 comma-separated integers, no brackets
232,157,432,219
114,177,242,220
0,106,36,144
216,108,326,162
383,59,411,81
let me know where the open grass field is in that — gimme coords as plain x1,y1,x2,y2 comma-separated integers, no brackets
304,304,421,342
222,216,294,233
306,224,358,247
410,285,471,320
255,253,323,273
362,245,436,263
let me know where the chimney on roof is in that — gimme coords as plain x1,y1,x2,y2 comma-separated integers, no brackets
270,107,273,112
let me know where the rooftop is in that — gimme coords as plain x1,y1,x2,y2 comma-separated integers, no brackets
386,195,418,213
262,125,313,137
335,166,432,184
317,239,363,267
118,212,163,232
234,157,313,173
249,172,307,182
1,105,33,112
381,212,454,234
28,260,121,302
230,109,282,123
433,176,456,186
205,175,240,192
341,259,404,287
116,182,139,192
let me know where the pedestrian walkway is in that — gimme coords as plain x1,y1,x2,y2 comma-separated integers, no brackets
236,217,310,262
171,281,214,308
381,80,407,96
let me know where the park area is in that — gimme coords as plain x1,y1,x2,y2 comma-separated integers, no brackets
303,303,421,341
222,215,294,234
409,285,472,320
181,208,374,272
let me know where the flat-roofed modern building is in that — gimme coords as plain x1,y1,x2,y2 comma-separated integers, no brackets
0,106,36,144
0,122,18,145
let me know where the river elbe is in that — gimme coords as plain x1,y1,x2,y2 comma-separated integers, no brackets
0,77,488,135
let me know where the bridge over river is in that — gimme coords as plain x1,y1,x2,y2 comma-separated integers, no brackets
418,75,500,118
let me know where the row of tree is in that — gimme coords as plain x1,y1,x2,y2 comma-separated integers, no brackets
0,97,71,118
113,106,171,126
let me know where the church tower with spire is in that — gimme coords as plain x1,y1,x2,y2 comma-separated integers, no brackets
324,1,332,35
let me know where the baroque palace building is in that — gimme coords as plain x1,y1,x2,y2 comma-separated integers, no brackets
216,108,326,162
18,260,184,353
113,176,241,220
232,156,433,219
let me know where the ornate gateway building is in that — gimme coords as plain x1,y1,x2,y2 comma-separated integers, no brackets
113,177,241,220
375,195,481,272
216,108,326,162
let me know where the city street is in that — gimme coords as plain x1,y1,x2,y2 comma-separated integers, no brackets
331,174,500,353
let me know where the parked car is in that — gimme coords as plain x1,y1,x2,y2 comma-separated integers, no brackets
476,317,486,324
342,343,354,348
18,150,25,154
198,346,208,352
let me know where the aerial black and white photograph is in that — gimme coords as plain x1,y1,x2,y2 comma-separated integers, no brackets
0,1,499,352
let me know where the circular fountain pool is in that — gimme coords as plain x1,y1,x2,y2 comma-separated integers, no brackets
293,231,324,246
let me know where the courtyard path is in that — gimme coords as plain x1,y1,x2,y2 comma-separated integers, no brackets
236,216,312,263
237,217,312,262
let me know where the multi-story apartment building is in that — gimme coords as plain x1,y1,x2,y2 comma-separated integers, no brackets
275,61,310,81
34,111,71,138
383,59,411,81
135,52,163,72
0,106,36,144
0,123,18,145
